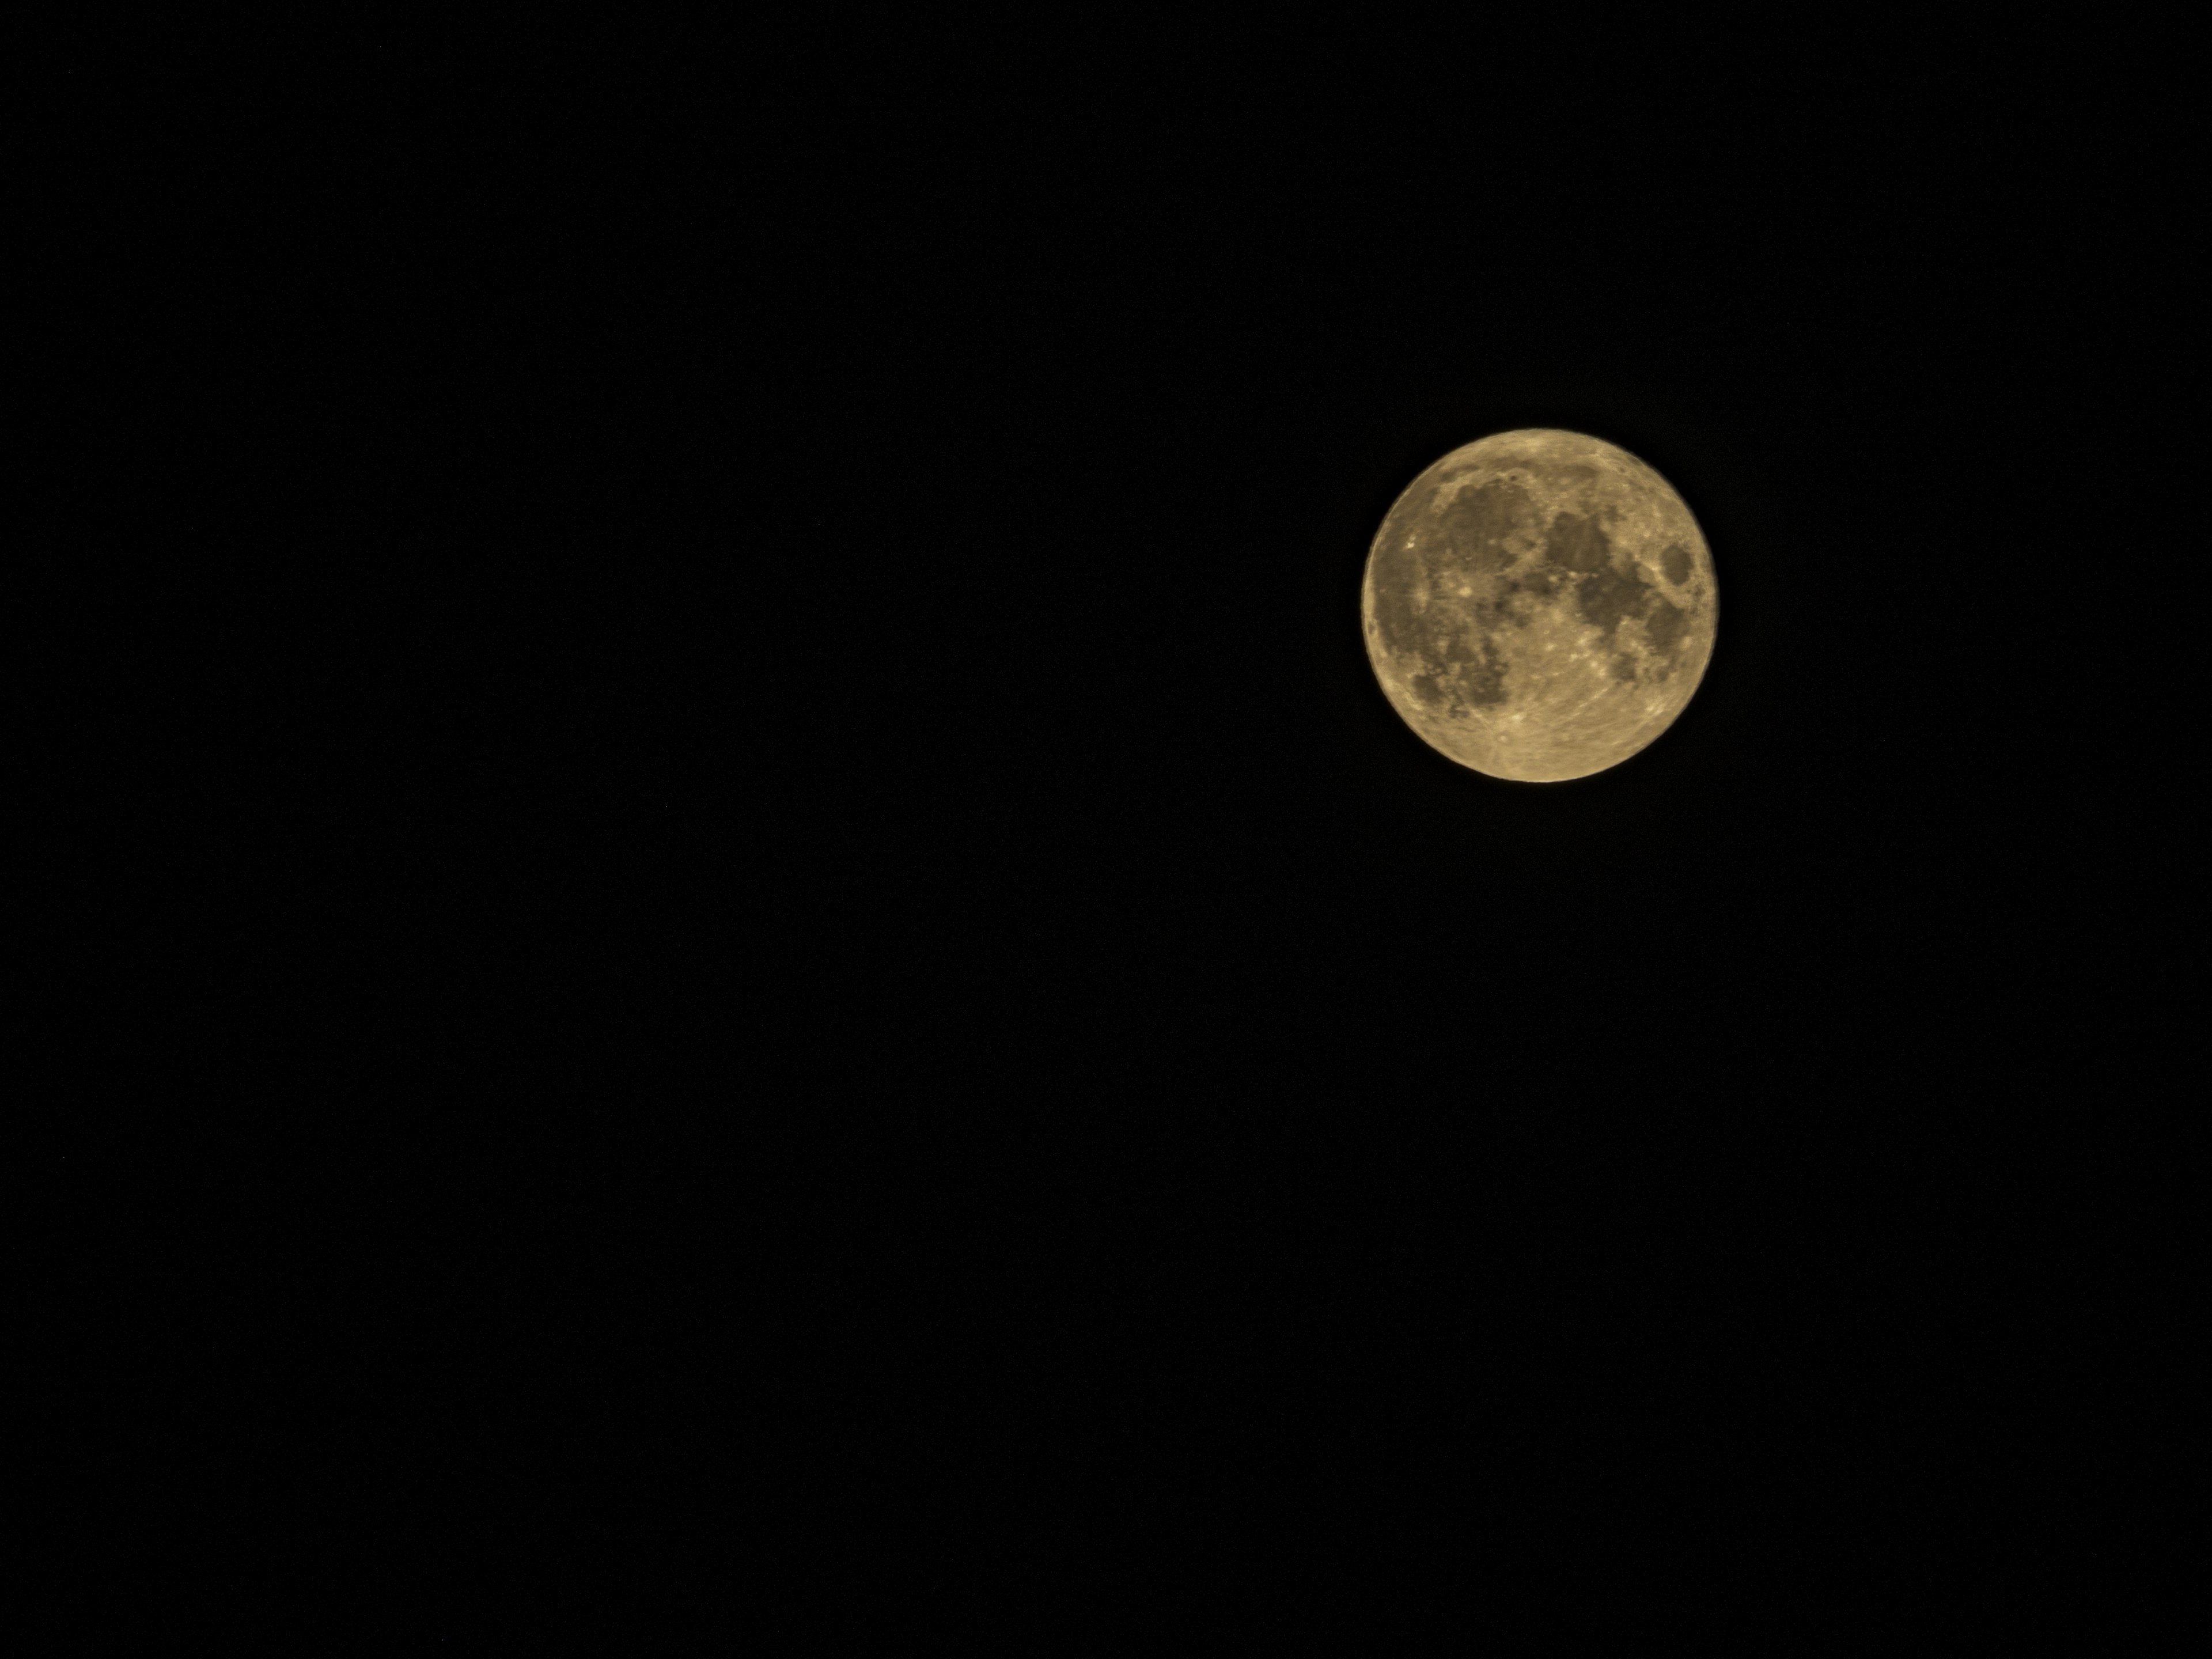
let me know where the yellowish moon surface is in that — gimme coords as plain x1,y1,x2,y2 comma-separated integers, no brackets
1362,429,1718,781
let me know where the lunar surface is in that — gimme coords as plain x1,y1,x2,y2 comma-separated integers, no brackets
1362,429,1718,781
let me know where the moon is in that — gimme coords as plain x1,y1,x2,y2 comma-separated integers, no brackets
1361,429,1718,782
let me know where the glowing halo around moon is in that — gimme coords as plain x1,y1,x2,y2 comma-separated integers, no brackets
1361,429,1718,782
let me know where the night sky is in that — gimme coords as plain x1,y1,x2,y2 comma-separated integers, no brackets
49,38,2186,1630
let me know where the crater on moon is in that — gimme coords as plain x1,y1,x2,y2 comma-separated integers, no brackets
1361,429,1718,782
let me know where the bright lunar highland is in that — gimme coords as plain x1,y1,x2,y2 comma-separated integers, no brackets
1362,429,1718,781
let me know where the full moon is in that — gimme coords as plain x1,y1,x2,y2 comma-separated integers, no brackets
1362,429,1718,782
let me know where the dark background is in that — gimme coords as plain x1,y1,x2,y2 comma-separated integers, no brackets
39,29,2191,1636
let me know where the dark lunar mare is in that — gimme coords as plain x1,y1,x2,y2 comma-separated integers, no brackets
1575,560,1654,637
1545,511,1611,574
1431,476,1534,576
1369,474,1528,714
1493,562,1562,628
1644,593,1688,661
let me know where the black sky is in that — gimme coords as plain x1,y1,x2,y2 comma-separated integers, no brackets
173,70,2152,1219
50,40,2190,1626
